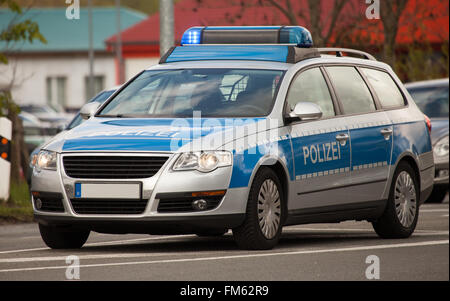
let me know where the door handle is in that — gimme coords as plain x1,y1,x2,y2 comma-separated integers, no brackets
336,133,349,146
380,128,393,139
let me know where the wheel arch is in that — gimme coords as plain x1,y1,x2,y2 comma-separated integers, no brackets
247,156,290,222
391,152,421,192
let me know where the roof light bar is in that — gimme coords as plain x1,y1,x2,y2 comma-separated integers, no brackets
159,44,320,64
180,26,314,48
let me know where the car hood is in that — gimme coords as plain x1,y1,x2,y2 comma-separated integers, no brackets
43,117,271,153
431,118,449,145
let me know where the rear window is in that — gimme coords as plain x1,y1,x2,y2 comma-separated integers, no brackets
361,68,405,108
407,85,449,118
326,66,376,115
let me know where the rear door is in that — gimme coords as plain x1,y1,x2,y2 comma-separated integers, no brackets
325,66,393,203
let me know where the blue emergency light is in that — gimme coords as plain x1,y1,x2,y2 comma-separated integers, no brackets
160,26,319,64
180,26,314,48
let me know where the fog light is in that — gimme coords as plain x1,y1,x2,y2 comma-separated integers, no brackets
35,198,42,210
192,199,208,211
439,169,449,178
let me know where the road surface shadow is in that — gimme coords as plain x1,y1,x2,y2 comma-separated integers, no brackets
69,230,382,254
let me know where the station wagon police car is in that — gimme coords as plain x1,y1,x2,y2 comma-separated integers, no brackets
31,26,435,250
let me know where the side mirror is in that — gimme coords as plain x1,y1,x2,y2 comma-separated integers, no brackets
80,102,101,120
287,102,323,122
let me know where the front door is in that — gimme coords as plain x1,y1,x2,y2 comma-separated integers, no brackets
285,67,352,211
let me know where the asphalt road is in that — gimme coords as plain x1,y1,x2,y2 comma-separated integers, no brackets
0,196,448,281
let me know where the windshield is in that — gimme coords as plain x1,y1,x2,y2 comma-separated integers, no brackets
407,84,449,118
98,69,285,118
67,89,116,130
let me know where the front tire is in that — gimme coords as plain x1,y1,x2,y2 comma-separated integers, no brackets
39,223,90,249
232,168,285,250
372,162,419,238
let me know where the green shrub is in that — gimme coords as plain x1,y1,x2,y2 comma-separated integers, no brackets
0,181,33,223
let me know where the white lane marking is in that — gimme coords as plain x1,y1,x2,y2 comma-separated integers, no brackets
0,252,187,264
0,247,48,255
284,227,448,234
2,232,448,264
421,209,449,213
0,235,195,255
284,227,371,232
413,231,449,236
282,228,449,237
16,236,42,240
2,227,448,255
0,240,448,273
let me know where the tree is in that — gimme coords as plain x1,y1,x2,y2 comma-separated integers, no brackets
0,0,46,193
264,0,352,46
380,0,408,67
193,0,360,47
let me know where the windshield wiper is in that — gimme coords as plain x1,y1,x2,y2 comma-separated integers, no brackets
97,114,126,118
99,114,159,118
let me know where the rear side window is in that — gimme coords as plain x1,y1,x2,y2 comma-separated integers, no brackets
361,68,405,108
326,66,376,115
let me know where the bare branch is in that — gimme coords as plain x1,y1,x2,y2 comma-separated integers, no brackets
265,0,297,25
323,0,349,45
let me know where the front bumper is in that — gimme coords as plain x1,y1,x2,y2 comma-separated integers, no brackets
31,152,249,233
434,162,449,186
34,214,245,234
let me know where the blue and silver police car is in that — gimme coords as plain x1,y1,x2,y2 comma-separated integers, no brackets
31,26,434,250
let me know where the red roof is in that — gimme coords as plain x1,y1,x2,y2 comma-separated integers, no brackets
106,0,449,57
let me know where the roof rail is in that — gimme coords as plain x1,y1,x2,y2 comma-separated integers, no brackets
317,48,377,61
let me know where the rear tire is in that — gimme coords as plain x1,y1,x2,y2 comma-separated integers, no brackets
372,162,419,238
232,168,285,250
39,223,90,249
426,186,448,203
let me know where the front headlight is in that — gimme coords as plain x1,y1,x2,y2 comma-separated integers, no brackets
35,150,57,171
434,136,449,158
30,153,38,168
172,151,232,172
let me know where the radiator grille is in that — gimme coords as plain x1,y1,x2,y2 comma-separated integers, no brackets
63,156,168,179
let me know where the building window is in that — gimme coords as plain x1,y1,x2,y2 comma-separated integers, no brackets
46,76,67,110
85,75,105,101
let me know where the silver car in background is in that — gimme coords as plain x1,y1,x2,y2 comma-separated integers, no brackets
406,78,449,203
27,87,119,186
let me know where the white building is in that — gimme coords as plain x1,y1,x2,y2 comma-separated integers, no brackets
0,7,146,111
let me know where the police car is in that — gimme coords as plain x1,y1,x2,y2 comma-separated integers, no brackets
31,26,434,250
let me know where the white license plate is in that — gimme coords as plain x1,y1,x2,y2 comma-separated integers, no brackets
74,183,141,199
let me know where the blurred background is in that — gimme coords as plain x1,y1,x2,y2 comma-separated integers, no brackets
0,0,448,220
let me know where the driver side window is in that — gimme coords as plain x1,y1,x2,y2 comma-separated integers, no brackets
286,68,335,118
